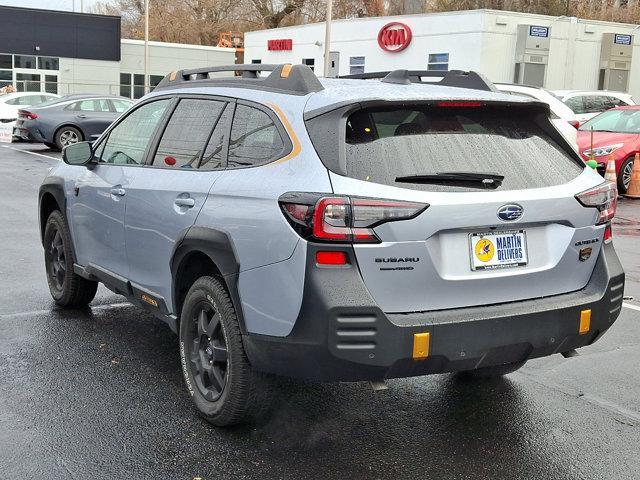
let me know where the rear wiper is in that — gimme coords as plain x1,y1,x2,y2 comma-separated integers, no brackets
395,171,504,189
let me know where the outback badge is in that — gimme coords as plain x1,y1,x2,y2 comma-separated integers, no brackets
579,247,593,262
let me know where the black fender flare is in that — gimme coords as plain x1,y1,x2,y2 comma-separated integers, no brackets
38,176,68,244
170,226,246,333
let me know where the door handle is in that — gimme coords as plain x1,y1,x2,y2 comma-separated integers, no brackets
110,187,126,197
174,198,195,208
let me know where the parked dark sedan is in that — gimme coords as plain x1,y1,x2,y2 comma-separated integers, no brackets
13,94,133,150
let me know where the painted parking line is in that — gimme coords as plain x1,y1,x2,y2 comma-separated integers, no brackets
623,302,640,312
2,144,60,161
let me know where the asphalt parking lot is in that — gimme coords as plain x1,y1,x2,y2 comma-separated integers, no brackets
1,142,640,480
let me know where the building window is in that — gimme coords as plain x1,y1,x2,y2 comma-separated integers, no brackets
16,73,41,92
302,58,315,71
251,59,262,64
428,53,449,71
0,70,11,88
44,74,58,94
38,57,59,70
349,56,365,75
150,75,164,91
120,73,132,98
133,74,145,99
0,54,11,69
14,55,37,69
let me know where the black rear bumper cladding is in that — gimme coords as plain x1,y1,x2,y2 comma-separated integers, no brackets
243,242,625,382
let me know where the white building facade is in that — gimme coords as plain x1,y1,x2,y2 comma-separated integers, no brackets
0,6,236,99
244,9,640,98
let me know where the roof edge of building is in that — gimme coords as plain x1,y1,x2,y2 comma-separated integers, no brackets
120,39,236,53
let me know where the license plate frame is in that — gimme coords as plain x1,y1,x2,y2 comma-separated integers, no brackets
469,229,528,271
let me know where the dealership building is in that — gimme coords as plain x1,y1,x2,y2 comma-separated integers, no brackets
244,9,640,98
0,6,236,98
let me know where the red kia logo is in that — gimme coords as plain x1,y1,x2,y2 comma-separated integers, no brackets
378,22,412,53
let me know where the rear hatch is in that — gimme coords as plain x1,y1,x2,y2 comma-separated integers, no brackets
305,101,610,313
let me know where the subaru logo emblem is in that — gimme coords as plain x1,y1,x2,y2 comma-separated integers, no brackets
497,204,524,222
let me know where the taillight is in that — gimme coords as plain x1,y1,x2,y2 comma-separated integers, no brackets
575,182,617,225
21,111,38,120
280,193,428,243
568,120,580,129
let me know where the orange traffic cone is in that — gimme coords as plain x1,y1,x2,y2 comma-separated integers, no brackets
604,155,617,184
625,153,640,199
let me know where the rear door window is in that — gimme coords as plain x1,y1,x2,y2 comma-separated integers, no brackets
565,96,586,114
227,104,285,168
152,98,226,169
338,105,582,192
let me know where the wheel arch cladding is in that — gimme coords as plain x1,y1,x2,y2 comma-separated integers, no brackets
171,226,246,332
39,178,67,246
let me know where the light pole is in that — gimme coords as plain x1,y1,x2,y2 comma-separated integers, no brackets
323,0,333,78
144,0,150,94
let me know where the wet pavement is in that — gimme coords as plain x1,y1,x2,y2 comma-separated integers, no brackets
1,143,640,479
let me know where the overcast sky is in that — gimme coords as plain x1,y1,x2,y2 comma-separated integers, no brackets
0,0,101,13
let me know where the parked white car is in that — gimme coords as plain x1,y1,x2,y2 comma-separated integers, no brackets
553,90,636,125
0,92,60,142
496,83,580,146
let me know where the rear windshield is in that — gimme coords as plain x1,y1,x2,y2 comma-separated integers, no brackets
313,105,582,192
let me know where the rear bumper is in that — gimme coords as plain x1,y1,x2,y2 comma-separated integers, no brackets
244,242,625,381
12,125,46,143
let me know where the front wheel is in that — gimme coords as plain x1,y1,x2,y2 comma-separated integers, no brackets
43,210,98,307
455,360,526,379
179,276,272,426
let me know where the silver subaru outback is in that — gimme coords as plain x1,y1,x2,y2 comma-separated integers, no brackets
39,65,624,426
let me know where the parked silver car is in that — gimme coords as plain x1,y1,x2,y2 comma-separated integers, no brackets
39,65,624,426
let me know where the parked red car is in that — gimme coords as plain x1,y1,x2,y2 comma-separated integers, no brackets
577,105,640,193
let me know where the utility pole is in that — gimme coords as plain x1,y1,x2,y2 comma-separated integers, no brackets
144,0,150,94
323,0,333,78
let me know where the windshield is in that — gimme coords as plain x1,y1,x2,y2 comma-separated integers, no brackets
579,108,640,134
340,105,582,192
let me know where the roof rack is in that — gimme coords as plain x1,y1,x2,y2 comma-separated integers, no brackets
339,69,497,92
154,64,324,96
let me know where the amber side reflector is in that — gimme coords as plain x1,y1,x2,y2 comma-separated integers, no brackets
413,332,430,360
579,309,591,335
281,64,293,78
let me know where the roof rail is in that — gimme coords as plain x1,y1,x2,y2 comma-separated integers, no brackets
155,64,324,96
339,69,497,92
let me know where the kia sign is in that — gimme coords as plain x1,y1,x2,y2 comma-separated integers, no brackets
268,39,293,51
378,22,412,53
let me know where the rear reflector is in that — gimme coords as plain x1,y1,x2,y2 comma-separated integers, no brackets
412,332,430,360
316,251,349,265
579,309,591,335
604,224,612,243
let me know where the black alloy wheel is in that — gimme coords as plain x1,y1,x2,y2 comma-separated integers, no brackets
187,302,229,401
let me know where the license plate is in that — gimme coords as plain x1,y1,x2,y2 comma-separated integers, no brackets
469,230,528,271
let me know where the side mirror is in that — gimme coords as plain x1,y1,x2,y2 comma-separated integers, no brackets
63,142,94,166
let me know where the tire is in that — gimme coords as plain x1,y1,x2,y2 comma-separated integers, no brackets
43,210,98,308
54,126,83,150
455,360,526,379
179,276,271,426
618,156,634,194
